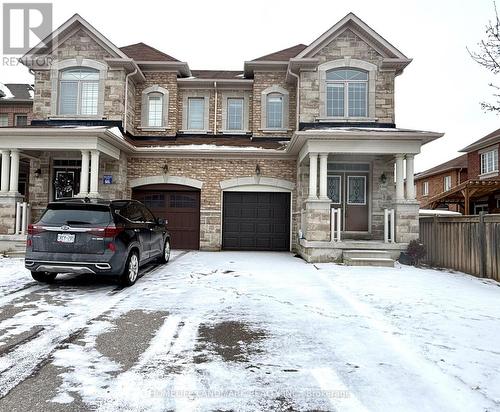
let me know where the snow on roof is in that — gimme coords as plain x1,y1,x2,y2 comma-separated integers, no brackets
419,209,462,216
0,83,14,99
136,144,284,152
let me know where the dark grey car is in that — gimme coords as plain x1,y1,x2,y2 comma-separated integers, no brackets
25,198,171,286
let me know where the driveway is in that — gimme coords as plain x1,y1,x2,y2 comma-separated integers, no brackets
0,252,499,411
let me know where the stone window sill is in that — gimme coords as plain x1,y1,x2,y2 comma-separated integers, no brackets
49,115,105,120
179,129,210,135
139,126,167,132
316,117,378,122
259,128,291,133
220,130,251,135
479,170,499,179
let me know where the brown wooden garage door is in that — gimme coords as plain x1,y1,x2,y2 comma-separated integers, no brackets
222,192,290,251
132,184,200,250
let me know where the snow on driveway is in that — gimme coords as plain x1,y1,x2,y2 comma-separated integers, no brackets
0,252,499,411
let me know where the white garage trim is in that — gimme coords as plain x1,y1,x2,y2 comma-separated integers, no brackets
219,176,295,191
129,175,203,189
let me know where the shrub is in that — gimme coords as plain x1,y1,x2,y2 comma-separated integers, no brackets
406,239,426,266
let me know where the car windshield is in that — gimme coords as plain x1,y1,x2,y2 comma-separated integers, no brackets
39,206,112,226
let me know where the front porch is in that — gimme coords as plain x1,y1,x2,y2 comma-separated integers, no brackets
289,128,441,263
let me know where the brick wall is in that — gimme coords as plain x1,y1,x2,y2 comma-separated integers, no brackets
415,169,464,210
0,104,33,126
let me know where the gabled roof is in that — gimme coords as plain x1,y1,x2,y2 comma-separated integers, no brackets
414,154,468,180
120,42,179,62
22,14,129,61
0,84,34,102
252,44,308,62
296,12,409,60
460,127,500,153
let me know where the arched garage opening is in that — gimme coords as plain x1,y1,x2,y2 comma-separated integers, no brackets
132,183,200,250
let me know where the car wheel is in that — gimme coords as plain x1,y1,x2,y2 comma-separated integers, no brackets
120,251,139,287
31,271,57,283
159,239,171,264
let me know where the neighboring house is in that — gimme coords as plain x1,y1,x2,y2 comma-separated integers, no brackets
422,129,500,214
0,13,443,262
0,83,34,198
414,154,468,212
0,83,34,127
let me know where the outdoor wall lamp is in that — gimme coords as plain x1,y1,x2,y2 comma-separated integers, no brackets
34,168,42,178
380,172,387,184
255,164,261,177
162,164,169,174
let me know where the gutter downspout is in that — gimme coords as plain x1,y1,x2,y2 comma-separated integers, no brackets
287,65,300,131
123,68,138,134
214,81,218,135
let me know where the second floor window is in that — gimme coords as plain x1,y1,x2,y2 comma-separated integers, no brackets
481,149,499,174
147,93,163,127
423,181,429,196
227,98,243,130
326,68,368,118
187,97,204,130
59,68,99,116
266,93,283,129
444,175,452,191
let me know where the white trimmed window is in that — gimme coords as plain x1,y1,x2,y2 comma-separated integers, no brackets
326,68,368,118
444,175,452,191
423,181,429,196
480,149,499,174
59,68,99,116
147,93,163,127
227,98,244,130
266,93,284,129
187,97,205,130
0,114,8,127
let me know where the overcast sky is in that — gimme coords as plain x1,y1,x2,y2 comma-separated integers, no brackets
1,0,499,173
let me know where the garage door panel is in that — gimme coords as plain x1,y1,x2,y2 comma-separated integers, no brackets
223,192,290,251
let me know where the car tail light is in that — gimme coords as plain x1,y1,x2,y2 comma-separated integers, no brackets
89,225,124,238
107,242,116,252
26,238,32,247
27,224,43,235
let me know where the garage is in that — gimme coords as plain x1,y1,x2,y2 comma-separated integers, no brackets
222,192,291,251
132,184,200,250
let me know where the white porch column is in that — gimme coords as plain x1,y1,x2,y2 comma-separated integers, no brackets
319,153,329,200
308,152,318,200
88,150,100,197
395,154,405,201
78,150,90,197
9,149,20,194
405,154,416,200
0,150,10,193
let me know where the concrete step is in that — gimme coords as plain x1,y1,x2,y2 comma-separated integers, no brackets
4,250,26,258
343,249,392,260
344,257,395,267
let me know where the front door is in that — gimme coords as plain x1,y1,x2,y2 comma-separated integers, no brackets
327,163,370,233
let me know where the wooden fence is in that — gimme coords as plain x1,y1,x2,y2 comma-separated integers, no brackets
419,214,500,281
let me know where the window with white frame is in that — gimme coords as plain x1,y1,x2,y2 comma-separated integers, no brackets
480,149,499,174
187,97,205,130
147,93,163,127
266,93,283,129
0,114,8,127
59,68,99,116
444,175,452,191
326,68,368,118
423,181,429,196
227,98,244,130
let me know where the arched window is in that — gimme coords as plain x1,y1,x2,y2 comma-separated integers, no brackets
147,92,163,127
326,68,368,117
59,68,100,115
266,93,284,129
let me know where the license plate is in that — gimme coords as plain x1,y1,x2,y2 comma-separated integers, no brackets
57,233,75,243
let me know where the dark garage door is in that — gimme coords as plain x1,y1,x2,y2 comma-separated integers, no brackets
132,184,200,250
222,192,290,251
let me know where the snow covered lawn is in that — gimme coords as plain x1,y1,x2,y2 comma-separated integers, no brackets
0,252,499,411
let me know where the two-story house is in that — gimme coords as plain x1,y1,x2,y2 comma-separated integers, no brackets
422,128,500,214
0,13,443,262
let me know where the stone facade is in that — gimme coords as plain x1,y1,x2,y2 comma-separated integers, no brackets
127,157,297,250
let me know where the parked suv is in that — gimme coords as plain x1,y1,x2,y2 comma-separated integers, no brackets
25,198,171,286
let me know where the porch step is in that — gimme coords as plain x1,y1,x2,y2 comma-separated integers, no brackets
343,250,395,267
4,249,25,258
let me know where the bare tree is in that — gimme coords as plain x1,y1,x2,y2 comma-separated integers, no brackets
469,2,500,113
